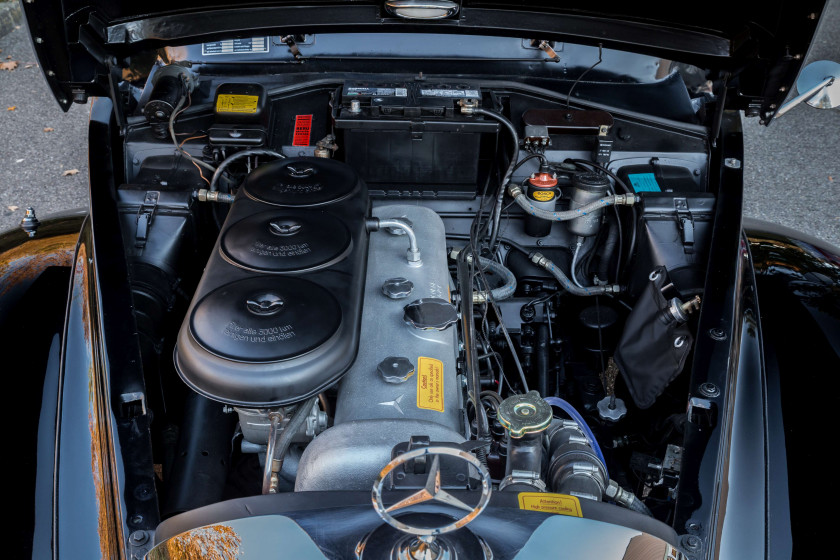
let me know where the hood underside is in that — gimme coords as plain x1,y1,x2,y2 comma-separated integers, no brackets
21,0,829,122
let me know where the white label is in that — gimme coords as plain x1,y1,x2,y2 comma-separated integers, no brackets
202,37,269,56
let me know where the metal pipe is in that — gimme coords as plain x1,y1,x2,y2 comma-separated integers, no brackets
370,217,422,265
209,148,285,192
261,411,284,495
262,397,318,494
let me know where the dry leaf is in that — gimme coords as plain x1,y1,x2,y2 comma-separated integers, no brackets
0,61,18,71
43,127,54,132
830,176,834,182
7,205,19,212
7,106,16,111
4,55,10,60
62,169,80,176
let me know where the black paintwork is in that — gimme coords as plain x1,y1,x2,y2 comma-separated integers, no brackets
18,0,828,122
745,218,840,551
0,213,82,557
154,489,679,558
672,111,771,558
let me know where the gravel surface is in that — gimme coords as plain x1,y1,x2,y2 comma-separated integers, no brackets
1,7,838,246
0,23,89,230
742,1,840,247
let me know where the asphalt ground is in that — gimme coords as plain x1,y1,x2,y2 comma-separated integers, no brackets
1,6,839,246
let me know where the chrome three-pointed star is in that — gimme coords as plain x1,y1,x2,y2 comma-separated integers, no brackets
386,455,474,514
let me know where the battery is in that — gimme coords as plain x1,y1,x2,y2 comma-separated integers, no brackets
334,80,498,198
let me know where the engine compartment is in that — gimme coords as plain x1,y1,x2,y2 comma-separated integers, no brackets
117,69,715,534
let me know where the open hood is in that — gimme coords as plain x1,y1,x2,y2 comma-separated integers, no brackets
22,0,828,123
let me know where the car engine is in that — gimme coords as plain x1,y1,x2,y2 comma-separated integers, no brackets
118,68,714,526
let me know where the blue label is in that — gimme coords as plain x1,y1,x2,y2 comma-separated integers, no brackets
627,173,661,192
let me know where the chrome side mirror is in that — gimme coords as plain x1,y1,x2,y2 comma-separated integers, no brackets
775,60,840,118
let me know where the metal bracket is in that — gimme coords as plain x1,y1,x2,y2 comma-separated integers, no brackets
135,191,160,248
280,35,304,60
78,26,126,134
674,197,695,254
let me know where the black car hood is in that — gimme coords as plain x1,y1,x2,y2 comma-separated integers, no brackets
22,0,829,122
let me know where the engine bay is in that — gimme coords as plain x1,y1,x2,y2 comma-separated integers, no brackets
117,66,715,536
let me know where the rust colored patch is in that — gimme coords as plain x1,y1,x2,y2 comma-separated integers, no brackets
161,525,243,560
0,233,76,300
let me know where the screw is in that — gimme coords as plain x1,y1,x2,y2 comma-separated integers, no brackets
724,158,741,169
779,86,787,92
35,37,43,44
709,328,726,341
674,336,687,348
129,514,144,526
536,239,544,246
683,535,702,551
687,521,702,533
699,382,720,398
129,531,149,546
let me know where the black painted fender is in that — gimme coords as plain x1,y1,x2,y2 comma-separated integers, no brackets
0,210,85,555
745,218,840,547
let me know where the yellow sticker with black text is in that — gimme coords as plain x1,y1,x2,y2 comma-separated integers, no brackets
216,94,259,114
518,493,582,517
531,190,555,202
417,357,444,412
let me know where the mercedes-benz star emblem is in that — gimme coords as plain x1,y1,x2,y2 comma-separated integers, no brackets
371,446,492,537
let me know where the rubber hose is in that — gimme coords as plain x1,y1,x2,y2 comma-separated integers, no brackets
530,252,618,297
511,188,634,222
476,255,517,302
544,397,609,480
597,218,620,282
210,148,285,192
471,108,519,250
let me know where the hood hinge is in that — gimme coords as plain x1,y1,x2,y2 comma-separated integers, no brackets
78,26,127,134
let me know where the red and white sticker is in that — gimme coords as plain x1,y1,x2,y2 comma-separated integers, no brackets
292,114,313,147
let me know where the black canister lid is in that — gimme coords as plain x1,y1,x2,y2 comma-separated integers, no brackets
190,277,341,362
572,171,610,193
243,157,359,206
221,211,351,273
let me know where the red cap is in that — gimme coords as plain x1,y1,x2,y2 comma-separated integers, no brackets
528,172,558,189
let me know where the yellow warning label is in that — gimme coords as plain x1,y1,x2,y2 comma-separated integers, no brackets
518,493,582,517
216,94,259,114
417,357,444,412
531,190,555,202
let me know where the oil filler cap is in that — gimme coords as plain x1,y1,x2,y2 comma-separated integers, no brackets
498,391,553,438
403,298,458,331
377,357,415,384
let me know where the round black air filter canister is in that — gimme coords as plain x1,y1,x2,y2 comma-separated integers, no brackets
221,210,351,273
243,157,359,206
190,277,341,362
